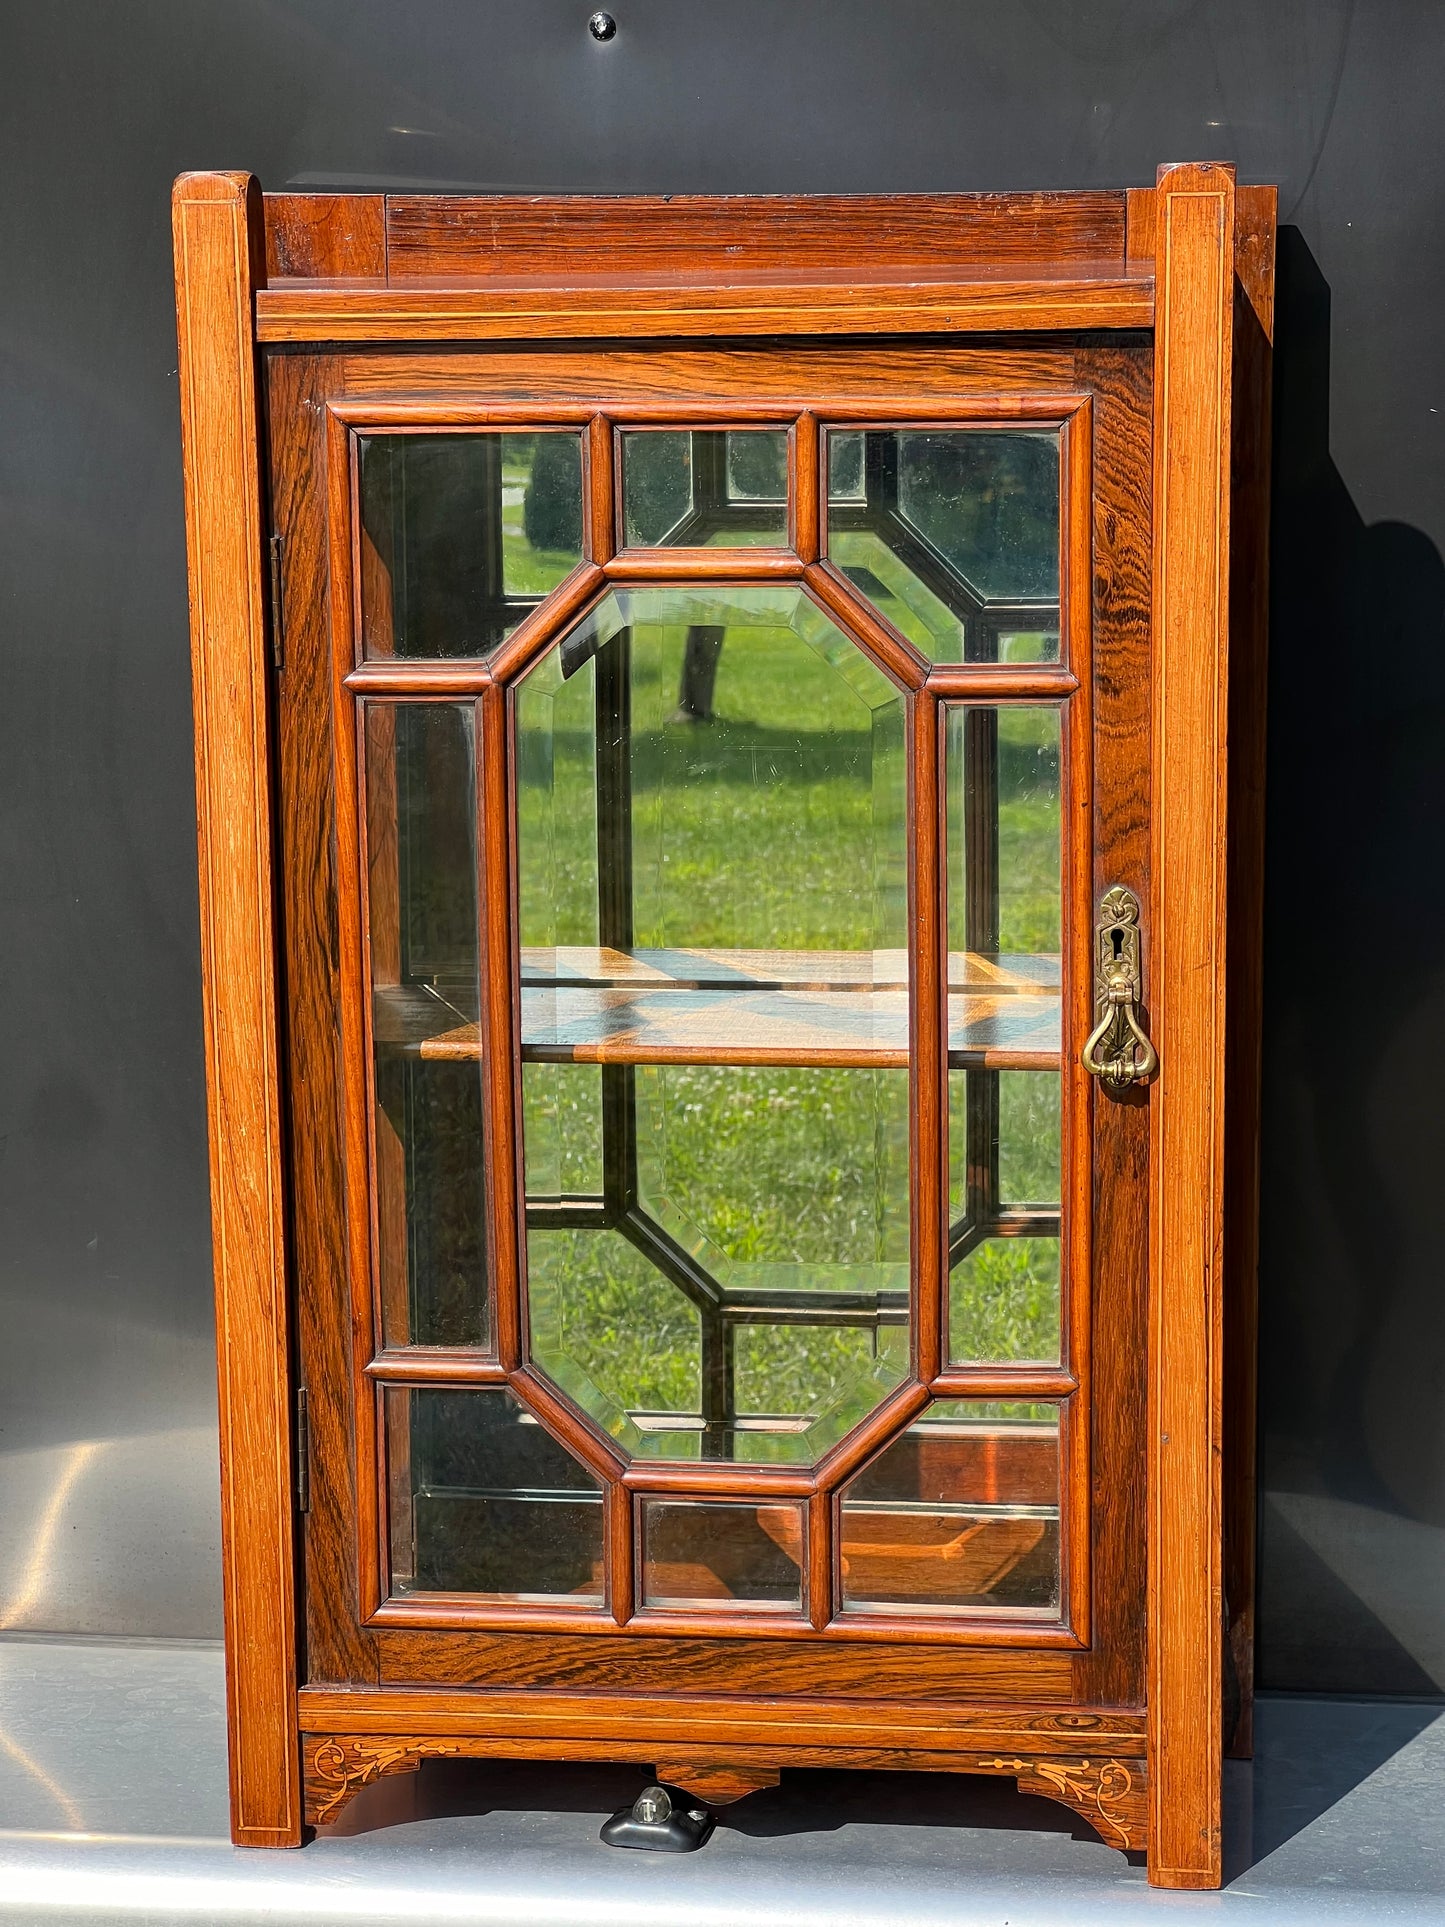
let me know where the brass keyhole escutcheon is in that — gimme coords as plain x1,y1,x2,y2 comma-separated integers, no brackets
1081,886,1158,1092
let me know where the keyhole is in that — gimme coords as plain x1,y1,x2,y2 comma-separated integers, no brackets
1110,927,1126,959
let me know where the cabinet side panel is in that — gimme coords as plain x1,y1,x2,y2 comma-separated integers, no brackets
171,172,300,1846
1147,162,1236,1890
1223,184,1276,1760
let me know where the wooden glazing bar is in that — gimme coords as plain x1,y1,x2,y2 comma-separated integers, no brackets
330,400,596,429
959,696,1002,1326
803,560,926,690
364,1351,510,1384
606,1482,635,1626
621,1462,815,1499
603,550,800,581
585,414,616,565
912,688,946,1382
1147,160,1235,1891
480,687,522,1372
809,1487,832,1626
325,388,386,1629
822,1613,1082,1648
344,660,496,696
325,392,1084,434
172,170,300,1849
820,396,1088,427
790,412,821,562
625,1610,813,1638
929,1367,1078,1399
813,1381,931,1494
365,1596,1079,1646
1060,399,1095,684
485,564,605,683
506,1368,629,1485
368,1597,614,1633
1059,458,1096,1656
925,664,1078,700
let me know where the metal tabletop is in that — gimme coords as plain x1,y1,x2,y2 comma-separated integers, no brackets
0,1637,1441,1925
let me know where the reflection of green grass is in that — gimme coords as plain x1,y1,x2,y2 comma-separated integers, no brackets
948,1238,1060,1364
506,624,1062,1431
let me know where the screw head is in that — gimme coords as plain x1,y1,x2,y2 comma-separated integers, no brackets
588,10,617,38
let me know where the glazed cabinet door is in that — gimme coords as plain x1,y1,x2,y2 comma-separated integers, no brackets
269,338,1151,1711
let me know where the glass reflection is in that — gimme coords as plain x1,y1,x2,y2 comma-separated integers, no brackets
358,432,583,658
641,1500,804,1610
945,706,1062,1365
386,1387,604,1600
825,428,1060,663
840,1400,1061,1613
621,430,788,546
365,704,487,1350
515,584,909,1463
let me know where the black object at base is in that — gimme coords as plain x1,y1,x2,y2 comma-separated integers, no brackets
601,1784,715,1852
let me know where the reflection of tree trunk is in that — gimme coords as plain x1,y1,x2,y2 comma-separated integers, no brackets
672,624,724,721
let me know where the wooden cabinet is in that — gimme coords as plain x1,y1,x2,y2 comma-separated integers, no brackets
172,168,1273,1888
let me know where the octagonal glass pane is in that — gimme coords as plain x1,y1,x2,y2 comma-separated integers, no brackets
515,585,909,1464
826,429,1060,663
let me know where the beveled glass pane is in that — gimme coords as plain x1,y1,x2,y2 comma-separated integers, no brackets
522,1063,604,1201
839,1400,1061,1614
621,431,788,547
827,431,865,502
948,1235,1060,1363
515,584,909,1464
358,432,583,658
945,707,1062,1365
386,1387,603,1601
825,429,1060,663
366,704,487,1349
641,1500,804,1610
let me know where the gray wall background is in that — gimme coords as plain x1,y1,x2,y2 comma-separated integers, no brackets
2,0,1442,1692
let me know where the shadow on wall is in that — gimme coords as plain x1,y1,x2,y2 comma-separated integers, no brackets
1258,228,1445,1696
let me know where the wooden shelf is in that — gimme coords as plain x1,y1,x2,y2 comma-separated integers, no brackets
374,948,1060,1070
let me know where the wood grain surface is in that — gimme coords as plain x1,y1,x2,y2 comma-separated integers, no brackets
255,266,1153,344
172,170,300,1847
382,191,1130,278
180,176,1273,1881
1147,160,1236,1890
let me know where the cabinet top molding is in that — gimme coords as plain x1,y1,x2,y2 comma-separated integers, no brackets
174,170,1272,346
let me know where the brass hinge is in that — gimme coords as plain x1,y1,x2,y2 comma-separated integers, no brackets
295,1385,311,1514
268,532,285,672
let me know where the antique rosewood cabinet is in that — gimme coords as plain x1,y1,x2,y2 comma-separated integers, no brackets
172,167,1273,1888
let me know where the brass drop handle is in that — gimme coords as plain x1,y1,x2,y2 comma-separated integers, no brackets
1081,886,1159,1092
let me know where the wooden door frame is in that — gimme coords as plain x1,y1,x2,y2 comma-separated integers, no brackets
172,172,1273,1884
